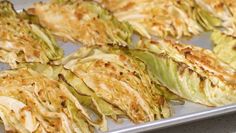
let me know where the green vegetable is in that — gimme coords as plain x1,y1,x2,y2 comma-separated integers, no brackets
27,0,133,46
194,0,235,33
0,68,102,132
0,1,63,68
130,39,236,106
97,0,203,39
194,8,221,30
19,62,124,123
211,30,236,69
61,46,171,123
66,100,93,133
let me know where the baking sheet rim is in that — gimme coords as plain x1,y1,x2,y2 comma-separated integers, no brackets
111,104,236,133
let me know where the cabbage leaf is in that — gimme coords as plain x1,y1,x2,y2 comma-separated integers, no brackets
0,1,63,68
131,39,236,106
27,0,133,47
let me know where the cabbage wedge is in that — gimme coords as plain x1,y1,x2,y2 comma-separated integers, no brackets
194,0,231,23
0,68,112,132
192,5,221,30
61,46,171,123
27,0,133,46
211,30,236,69
224,0,236,36
194,0,236,34
19,62,125,123
96,0,203,39
130,39,236,107
0,1,63,68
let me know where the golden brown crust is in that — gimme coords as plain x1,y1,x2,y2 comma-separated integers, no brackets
97,0,203,38
176,43,236,83
27,1,133,46
154,40,236,88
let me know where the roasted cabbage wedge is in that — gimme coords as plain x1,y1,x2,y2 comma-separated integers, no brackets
130,39,236,107
192,4,221,30
212,30,236,69
0,68,112,132
96,0,205,39
27,0,133,46
19,62,125,123
194,0,236,35
60,46,171,123
224,0,236,36
0,1,63,68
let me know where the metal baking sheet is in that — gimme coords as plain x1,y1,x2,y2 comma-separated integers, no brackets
1,1,236,133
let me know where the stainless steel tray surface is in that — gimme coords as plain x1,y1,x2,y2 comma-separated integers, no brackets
0,1,235,133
